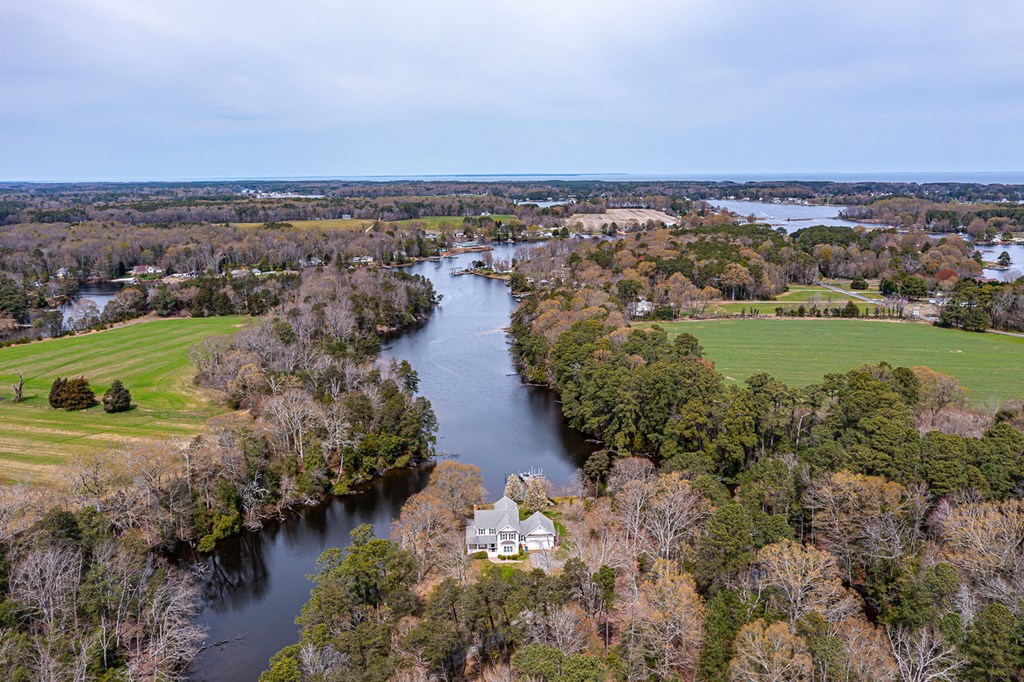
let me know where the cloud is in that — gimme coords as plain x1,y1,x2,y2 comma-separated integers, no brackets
1,0,1022,180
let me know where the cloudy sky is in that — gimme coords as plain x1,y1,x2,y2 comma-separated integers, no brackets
2,0,1022,181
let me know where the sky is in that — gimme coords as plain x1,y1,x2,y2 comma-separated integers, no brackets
2,0,1023,182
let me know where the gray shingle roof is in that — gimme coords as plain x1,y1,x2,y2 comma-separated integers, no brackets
466,498,555,546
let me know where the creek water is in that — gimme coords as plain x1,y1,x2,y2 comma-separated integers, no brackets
187,245,593,681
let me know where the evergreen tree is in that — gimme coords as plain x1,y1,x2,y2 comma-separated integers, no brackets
60,377,97,411
102,379,132,413
503,473,525,501
522,477,548,513
963,603,1022,681
48,377,67,408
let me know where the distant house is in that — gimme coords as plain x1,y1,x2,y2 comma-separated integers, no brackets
351,255,375,265
455,241,479,249
465,496,556,557
131,265,163,276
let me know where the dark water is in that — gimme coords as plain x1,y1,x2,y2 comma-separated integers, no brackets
187,245,593,681
60,281,124,328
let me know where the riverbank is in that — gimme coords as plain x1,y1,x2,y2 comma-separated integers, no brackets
187,244,594,682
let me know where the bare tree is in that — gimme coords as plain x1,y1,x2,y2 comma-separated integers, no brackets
887,626,964,682
10,369,24,402
729,620,814,682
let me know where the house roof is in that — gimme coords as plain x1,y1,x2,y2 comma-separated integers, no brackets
521,511,555,536
466,498,555,545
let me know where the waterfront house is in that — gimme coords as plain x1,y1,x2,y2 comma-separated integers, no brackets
465,496,556,557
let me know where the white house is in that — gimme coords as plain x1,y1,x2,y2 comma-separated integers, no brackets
465,496,556,558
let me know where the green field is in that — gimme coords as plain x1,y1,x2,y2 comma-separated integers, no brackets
231,215,520,232
232,218,373,231
647,319,1024,406
0,316,248,483
710,286,884,315
396,215,519,229
778,285,883,302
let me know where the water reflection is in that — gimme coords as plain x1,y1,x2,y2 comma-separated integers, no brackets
188,245,593,681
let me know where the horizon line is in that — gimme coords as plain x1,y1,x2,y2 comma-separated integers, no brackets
3,170,1024,185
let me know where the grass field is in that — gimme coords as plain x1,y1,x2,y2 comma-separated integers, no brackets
232,218,373,231
646,319,1024,406
231,215,520,232
0,316,248,484
709,285,884,314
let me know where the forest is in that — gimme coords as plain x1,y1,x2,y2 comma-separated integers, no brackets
0,249,441,679
259,337,1024,681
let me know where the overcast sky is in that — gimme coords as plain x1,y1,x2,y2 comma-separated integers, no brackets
2,0,1022,181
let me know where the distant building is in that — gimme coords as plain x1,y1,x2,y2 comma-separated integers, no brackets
351,255,375,265
131,265,163,276
465,496,556,557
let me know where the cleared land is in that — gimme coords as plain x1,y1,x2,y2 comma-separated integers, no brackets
709,285,885,314
231,215,519,232
648,319,1024,406
0,316,248,484
232,218,372,231
564,209,678,231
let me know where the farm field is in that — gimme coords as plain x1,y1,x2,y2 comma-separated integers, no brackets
232,218,373,231
399,215,517,229
563,208,678,230
0,316,249,484
646,319,1024,406
231,215,519,232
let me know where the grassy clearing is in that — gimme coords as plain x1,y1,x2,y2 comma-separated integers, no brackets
709,286,885,314
646,319,1024,407
395,215,519,229
0,316,248,484
779,285,884,302
231,215,520,233
232,219,373,231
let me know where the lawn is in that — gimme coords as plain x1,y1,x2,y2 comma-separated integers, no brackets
646,319,1024,407
0,316,249,484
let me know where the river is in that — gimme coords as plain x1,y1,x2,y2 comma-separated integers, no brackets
187,245,593,681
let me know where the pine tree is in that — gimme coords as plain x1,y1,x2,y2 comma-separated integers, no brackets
963,603,1023,681
102,379,132,413
522,478,548,514
61,377,97,411
48,377,67,408
503,474,525,501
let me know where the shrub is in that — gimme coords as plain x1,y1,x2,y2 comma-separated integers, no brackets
102,379,132,413
470,551,488,560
